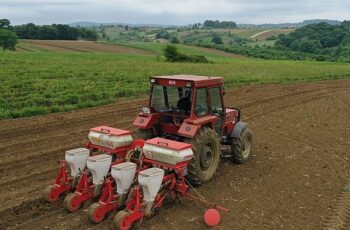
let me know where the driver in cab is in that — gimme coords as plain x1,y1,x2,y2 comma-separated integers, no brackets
177,88,191,115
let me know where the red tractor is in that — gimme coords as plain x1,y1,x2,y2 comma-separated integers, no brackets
43,75,253,229
132,75,252,185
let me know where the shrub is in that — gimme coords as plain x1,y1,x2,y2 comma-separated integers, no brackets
212,36,223,44
164,45,210,63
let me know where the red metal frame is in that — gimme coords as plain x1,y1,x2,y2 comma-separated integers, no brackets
47,138,144,204
114,156,190,229
46,160,72,202
72,171,94,207
91,179,120,221
88,163,151,222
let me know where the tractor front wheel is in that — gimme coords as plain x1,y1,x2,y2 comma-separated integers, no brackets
231,127,252,164
186,127,220,186
112,210,132,230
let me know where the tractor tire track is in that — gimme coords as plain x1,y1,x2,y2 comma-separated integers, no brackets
322,176,350,230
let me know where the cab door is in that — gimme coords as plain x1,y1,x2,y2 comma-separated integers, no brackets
209,87,224,135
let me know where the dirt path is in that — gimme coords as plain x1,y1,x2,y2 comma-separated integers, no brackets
0,80,349,229
249,30,272,39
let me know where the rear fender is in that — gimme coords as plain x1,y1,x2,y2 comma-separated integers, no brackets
231,121,247,138
178,123,200,138
178,116,218,138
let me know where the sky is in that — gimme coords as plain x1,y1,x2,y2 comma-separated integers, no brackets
0,0,349,25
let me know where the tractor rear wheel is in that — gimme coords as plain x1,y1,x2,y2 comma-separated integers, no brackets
186,127,220,186
231,127,252,164
133,129,153,140
112,210,132,230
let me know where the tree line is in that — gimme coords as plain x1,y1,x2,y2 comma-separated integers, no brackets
275,21,350,60
14,23,98,40
203,20,237,29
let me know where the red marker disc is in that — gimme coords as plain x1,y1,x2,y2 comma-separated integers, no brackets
204,208,221,227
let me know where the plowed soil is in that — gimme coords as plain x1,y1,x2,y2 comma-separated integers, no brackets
17,40,154,55
0,80,349,230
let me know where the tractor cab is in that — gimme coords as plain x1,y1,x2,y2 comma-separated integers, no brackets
133,75,240,141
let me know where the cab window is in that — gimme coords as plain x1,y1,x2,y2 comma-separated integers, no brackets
209,87,223,116
195,88,209,116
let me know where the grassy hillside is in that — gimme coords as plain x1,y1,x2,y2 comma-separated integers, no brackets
1,48,350,119
101,26,293,46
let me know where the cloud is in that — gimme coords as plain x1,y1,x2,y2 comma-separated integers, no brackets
0,0,349,25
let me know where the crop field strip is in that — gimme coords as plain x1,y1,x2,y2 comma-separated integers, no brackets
16,40,155,54
1,41,350,119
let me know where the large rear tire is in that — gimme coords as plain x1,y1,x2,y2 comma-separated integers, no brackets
186,127,221,186
133,129,153,140
231,127,252,164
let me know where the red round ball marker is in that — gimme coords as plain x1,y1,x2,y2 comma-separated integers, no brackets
204,208,221,227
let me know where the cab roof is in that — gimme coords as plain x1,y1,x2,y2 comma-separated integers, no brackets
152,75,224,87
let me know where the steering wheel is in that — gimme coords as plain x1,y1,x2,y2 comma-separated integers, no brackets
171,107,186,115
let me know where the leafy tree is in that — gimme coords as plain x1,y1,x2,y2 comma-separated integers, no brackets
164,45,209,63
212,36,223,44
0,29,17,51
164,45,180,61
155,30,170,40
0,19,12,29
203,20,237,28
0,19,17,51
170,36,179,44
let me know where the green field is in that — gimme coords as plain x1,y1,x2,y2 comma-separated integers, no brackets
1,43,350,119
102,41,239,61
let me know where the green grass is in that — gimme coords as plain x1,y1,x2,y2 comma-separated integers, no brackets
100,41,239,62
1,49,350,119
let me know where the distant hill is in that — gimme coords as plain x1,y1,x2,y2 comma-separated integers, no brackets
238,19,342,29
71,19,343,29
69,21,179,28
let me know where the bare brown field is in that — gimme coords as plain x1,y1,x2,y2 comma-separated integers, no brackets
17,40,154,54
0,80,349,229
